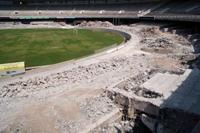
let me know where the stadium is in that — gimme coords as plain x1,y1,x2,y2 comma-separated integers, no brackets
0,0,200,133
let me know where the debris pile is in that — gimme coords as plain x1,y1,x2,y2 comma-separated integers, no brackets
175,35,191,46
140,27,160,37
92,120,135,133
57,94,117,133
80,95,116,121
141,38,173,48
115,71,154,91
0,60,118,98
79,21,114,27
0,56,149,98
140,27,193,55
114,70,162,98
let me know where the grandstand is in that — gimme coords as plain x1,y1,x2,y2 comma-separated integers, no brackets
0,0,161,6
0,0,199,22
150,1,200,15
146,0,200,22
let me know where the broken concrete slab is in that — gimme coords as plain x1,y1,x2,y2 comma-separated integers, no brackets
140,73,179,94
106,87,160,116
140,69,200,133
141,69,193,99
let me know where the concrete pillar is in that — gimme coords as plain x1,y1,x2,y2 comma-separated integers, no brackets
128,99,135,119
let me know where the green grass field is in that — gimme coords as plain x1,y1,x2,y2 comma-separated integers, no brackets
0,28,124,67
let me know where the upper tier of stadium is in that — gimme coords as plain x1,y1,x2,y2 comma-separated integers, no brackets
0,0,200,22
0,0,161,6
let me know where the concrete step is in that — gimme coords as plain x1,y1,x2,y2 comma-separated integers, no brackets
141,73,167,92
141,69,193,97
106,87,160,116
140,68,200,112
158,73,179,93
141,73,180,95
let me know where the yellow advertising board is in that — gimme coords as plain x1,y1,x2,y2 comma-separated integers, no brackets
0,62,25,71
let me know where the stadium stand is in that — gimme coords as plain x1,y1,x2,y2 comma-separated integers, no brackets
0,1,160,18
0,0,199,22
145,0,200,22
149,0,200,15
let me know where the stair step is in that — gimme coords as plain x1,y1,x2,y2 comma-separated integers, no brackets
158,73,179,93
141,73,179,95
141,73,165,91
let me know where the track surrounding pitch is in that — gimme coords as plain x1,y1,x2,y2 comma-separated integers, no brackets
0,28,124,67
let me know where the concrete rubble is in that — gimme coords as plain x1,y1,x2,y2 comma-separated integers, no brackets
0,56,151,98
78,21,114,27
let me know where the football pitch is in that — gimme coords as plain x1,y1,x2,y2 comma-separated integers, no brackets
0,28,124,67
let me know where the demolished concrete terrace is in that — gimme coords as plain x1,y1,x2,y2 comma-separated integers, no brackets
0,22,200,133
